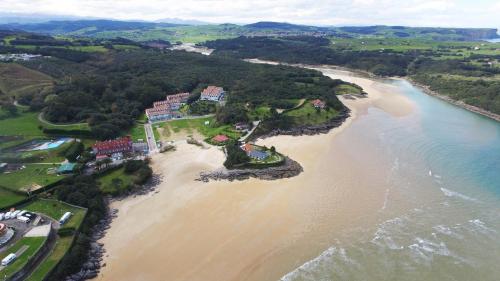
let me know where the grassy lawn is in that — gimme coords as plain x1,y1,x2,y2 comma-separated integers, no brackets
127,122,146,141
335,84,364,95
249,105,271,120
25,235,74,281
0,111,45,136
0,164,63,192
97,167,135,194
0,188,26,210
0,110,90,137
285,102,339,126
0,237,47,279
161,117,241,140
22,199,86,229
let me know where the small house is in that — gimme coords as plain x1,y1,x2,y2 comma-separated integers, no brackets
235,122,250,131
57,163,76,174
212,135,229,143
311,99,326,109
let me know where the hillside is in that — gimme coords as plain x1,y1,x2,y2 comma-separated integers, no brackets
204,36,500,115
1,20,498,42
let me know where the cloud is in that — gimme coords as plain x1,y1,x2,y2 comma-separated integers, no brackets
0,0,498,28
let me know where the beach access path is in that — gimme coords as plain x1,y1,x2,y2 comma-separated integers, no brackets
144,123,158,154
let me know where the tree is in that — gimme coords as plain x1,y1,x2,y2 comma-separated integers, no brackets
224,142,250,168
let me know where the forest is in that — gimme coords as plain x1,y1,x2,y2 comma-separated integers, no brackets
203,36,500,115
13,46,345,139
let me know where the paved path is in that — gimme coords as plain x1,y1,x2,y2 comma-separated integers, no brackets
239,120,261,142
144,123,158,154
149,114,214,125
37,112,88,127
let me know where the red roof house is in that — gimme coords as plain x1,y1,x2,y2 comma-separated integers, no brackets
311,99,326,109
93,136,133,156
212,135,229,143
200,86,225,102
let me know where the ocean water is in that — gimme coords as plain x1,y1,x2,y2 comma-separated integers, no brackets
280,77,500,281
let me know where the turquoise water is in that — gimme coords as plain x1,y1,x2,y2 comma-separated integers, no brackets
281,76,500,281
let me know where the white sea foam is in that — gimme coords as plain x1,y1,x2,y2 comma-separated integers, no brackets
440,188,479,202
467,219,497,235
432,224,464,239
408,237,451,263
371,217,406,250
279,245,356,281
381,188,390,210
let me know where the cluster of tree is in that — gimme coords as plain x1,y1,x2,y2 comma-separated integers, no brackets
19,47,346,138
63,141,84,162
123,159,153,185
204,36,500,115
204,36,414,76
189,100,216,115
224,141,250,168
412,74,500,114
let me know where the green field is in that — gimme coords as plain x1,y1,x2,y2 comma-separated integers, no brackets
23,199,86,229
127,122,146,141
97,167,135,194
0,164,63,192
0,188,26,210
329,38,500,59
0,110,90,137
25,235,74,281
160,117,242,140
335,84,364,95
0,111,45,136
285,102,339,126
0,237,47,279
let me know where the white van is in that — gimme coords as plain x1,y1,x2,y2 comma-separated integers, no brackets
4,212,12,220
17,216,30,224
0,213,4,221
1,253,16,266
59,212,72,225
12,210,20,217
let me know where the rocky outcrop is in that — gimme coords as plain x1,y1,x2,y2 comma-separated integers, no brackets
197,157,303,182
64,208,117,281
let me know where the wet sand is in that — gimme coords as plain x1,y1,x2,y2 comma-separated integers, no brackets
97,68,414,281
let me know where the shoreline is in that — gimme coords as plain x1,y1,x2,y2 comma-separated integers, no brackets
245,58,500,122
404,77,500,122
95,64,415,281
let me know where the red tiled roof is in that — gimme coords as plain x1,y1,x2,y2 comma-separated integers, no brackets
166,92,190,102
93,136,132,155
212,135,229,142
201,86,224,98
241,143,253,152
311,99,326,108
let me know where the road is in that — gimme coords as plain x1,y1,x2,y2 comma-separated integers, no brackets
144,123,158,154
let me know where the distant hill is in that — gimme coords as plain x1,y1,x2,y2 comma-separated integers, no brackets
0,19,497,42
245,21,322,31
0,20,182,36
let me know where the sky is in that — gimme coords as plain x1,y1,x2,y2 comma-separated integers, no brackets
0,0,499,28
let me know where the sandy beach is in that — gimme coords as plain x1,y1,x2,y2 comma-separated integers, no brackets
97,67,415,281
